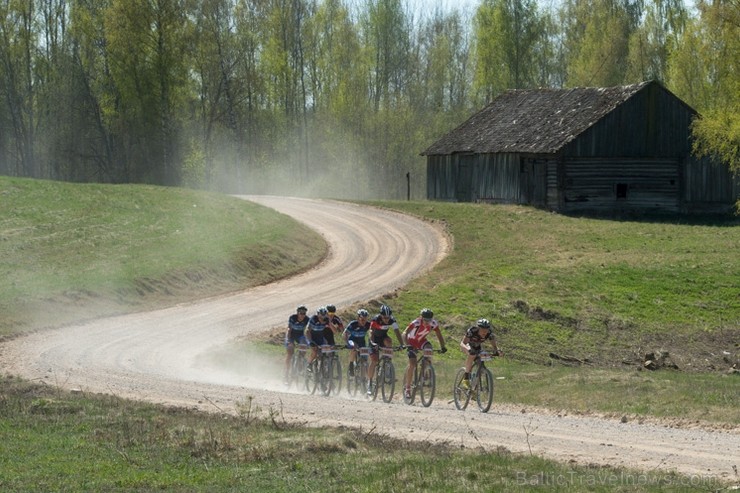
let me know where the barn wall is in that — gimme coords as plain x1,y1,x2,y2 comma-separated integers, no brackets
426,154,457,201
682,155,740,213
562,158,680,213
476,153,520,203
547,159,560,209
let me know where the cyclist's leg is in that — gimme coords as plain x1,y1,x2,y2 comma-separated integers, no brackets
464,347,479,374
404,347,416,395
308,333,323,367
462,346,479,388
348,337,360,374
367,336,383,393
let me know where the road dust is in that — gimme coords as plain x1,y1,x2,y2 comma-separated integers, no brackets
192,341,285,391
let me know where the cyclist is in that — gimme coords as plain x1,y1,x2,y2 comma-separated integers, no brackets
401,308,447,399
284,304,309,383
324,304,345,346
305,306,331,370
343,308,371,377
459,318,502,389
367,304,403,394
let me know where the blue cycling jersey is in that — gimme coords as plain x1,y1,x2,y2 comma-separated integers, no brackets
307,314,329,333
345,319,371,339
288,314,309,333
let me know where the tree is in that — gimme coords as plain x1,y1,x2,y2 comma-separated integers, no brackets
562,0,640,87
626,0,687,82
105,0,194,185
361,0,411,110
0,0,37,176
473,0,546,100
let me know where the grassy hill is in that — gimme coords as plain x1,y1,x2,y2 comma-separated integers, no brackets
0,176,326,337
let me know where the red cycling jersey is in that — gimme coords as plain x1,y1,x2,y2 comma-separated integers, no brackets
405,317,439,350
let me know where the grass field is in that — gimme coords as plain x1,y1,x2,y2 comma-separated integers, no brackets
1,177,737,491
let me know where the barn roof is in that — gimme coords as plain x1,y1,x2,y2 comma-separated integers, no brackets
421,81,656,156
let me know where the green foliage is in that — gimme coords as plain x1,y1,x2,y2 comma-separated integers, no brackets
691,107,740,182
562,0,636,87
685,1,739,174
473,0,545,96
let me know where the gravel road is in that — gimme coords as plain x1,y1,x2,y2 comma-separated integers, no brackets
1,196,737,486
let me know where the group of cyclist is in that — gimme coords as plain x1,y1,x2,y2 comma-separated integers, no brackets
284,303,502,399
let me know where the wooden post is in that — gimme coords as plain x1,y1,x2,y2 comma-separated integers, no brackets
406,172,410,200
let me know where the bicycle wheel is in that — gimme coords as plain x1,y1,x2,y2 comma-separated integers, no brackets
403,365,417,405
476,367,494,413
357,359,369,397
330,356,342,396
369,364,380,401
453,368,470,410
290,353,303,389
380,361,395,403
419,361,435,408
320,357,333,396
305,359,319,395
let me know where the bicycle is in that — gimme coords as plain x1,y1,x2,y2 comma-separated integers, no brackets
347,346,370,396
402,346,442,407
305,344,342,396
369,345,402,403
287,342,308,389
452,351,497,413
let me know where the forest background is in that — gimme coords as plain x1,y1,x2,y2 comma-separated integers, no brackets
0,0,737,200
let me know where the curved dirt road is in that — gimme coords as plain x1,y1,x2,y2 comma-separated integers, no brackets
1,196,737,486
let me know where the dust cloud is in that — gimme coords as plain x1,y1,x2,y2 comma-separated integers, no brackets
191,340,285,390
199,133,426,201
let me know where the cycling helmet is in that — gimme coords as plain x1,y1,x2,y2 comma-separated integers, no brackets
357,308,369,318
296,305,307,313
317,306,328,316
477,318,491,329
379,304,392,317
326,304,336,313
420,308,433,320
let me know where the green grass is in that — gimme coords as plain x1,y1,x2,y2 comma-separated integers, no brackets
492,361,739,424
0,375,724,493
0,177,326,336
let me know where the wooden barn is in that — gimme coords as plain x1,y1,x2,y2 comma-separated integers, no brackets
421,81,738,214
